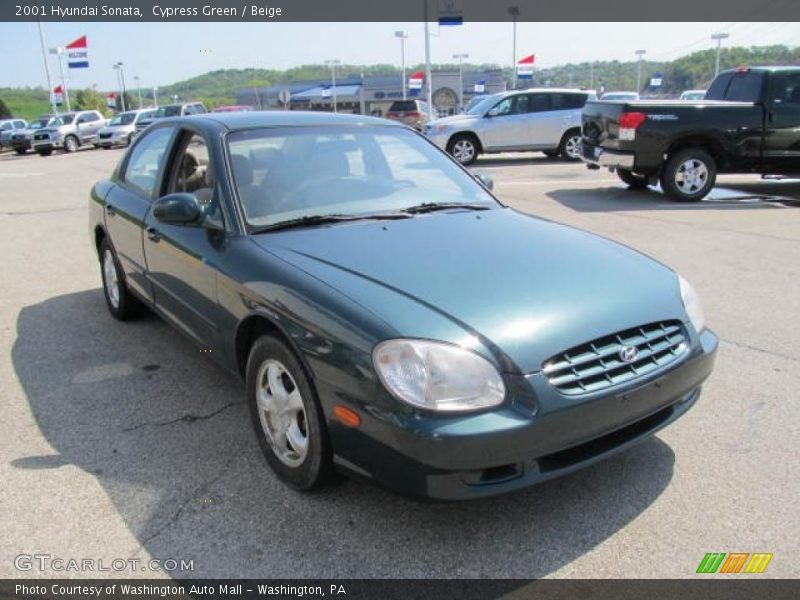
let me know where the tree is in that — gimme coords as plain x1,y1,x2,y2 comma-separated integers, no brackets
0,96,11,118
74,89,109,114
114,92,135,112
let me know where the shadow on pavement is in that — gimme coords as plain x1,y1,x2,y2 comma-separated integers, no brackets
12,289,677,578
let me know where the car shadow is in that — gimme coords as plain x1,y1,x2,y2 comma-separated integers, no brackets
546,184,800,213
12,289,677,578
473,154,565,168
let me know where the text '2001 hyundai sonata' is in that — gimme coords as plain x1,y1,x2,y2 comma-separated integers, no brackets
89,111,717,500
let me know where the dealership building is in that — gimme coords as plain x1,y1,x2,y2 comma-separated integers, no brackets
235,70,508,116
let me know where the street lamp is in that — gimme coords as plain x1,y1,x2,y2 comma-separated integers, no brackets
48,47,71,112
133,75,143,109
711,32,730,78
112,62,127,111
325,59,340,113
453,53,469,111
395,31,408,100
635,49,646,93
508,6,520,89
153,86,159,108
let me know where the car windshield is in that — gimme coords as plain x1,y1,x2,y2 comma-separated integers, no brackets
467,94,500,115
52,114,75,126
155,105,182,117
109,112,137,126
227,125,498,228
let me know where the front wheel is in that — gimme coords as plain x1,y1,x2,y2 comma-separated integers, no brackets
660,148,716,201
64,135,79,153
617,169,650,189
447,134,479,165
99,239,144,321
246,335,334,491
14,148,26,155
37,149,53,156
559,130,583,161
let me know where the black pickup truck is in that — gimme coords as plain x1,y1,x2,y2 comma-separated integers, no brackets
581,66,800,201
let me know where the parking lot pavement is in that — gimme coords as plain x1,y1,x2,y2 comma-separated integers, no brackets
1,148,798,579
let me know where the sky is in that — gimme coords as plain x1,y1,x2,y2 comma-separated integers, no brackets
0,21,797,91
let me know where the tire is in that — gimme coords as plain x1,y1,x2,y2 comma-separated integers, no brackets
617,169,650,189
447,134,479,165
126,134,133,147
99,239,144,321
659,147,716,202
37,149,52,156
64,135,79,153
246,335,334,491
558,129,583,161
14,148,26,155
542,149,559,158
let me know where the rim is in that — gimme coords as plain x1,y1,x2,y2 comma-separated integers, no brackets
674,158,709,194
66,137,78,152
102,249,120,309
565,135,581,159
452,139,475,163
255,359,309,468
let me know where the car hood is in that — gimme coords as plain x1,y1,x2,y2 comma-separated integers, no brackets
100,125,132,134
252,208,687,374
429,114,479,127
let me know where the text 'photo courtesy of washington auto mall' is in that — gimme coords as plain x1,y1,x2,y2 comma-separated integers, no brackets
0,0,799,597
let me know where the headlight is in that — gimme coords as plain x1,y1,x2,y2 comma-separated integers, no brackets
373,339,506,412
678,275,705,333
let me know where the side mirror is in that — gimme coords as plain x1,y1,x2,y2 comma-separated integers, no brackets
474,172,494,191
153,193,202,225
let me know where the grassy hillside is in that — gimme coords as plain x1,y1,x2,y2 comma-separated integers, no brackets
0,88,52,120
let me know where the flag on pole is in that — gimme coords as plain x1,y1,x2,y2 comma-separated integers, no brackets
517,54,535,80
106,93,117,108
408,71,424,90
52,85,63,105
474,80,486,93
650,72,663,87
66,35,89,69
320,85,332,98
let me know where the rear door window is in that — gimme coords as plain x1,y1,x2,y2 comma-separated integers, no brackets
122,127,175,198
527,94,550,113
724,72,764,102
705,73,733,101
550,93,588,110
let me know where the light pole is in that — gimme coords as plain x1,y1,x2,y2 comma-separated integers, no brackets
113,62,127,111
37,22,58,115
395,30,408,100
453,53,469,111
325,59,340,113
712,32,730,78
153,86,159,108
509,6,520,89
635,49,646,93
423,0,433,119
48,47,70,112
134,75,143,108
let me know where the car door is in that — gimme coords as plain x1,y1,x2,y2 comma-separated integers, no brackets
142,128,227,347
75,112,102,143
104,125,177,305
763,72,800,173
481,95,532,150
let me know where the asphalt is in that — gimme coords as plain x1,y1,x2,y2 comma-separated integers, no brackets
0,146,798,579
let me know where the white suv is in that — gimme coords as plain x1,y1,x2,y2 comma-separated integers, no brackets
425,88,596,164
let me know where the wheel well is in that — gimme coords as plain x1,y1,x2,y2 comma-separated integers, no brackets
666,136,724,167
561,127,581,143
235,315,293,379
94,225,107,254
448,131,482,154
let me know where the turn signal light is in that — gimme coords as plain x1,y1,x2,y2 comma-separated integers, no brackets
333,405,361,428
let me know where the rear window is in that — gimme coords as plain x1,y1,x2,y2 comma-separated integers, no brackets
550,93,588,110
388,101,418,112
706,71,764,102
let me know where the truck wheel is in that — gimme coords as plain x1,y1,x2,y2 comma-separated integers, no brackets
64,135,79,153
660,148,716,201
447,134,479,165
15,148,26,155
617,169,650,189
558,129,582,161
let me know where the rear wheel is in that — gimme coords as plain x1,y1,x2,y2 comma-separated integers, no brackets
99,239,144,321
37,149,52,156
660,147,716,201
447,134,479,165
14,148,26,155
558,129,582,161
617,169,650,189
64,135,79,153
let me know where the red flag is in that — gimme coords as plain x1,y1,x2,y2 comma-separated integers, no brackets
517,54,535,65
409,70,425,80
53,85,63,93
66,35,87,49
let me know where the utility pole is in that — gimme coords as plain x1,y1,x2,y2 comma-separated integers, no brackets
711,32,730,78
590,62,594,91
113,62,126,111
635,49,646,93
453,53,468,111
37,21,58,115
395,30,408,100
49,47,71,112
423,0,433,119
153,86,159,108
134,75,143,108
325,59,340,113
509,6,520,89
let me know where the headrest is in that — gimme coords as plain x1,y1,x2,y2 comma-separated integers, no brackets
230,154,253,186
311,142,350,178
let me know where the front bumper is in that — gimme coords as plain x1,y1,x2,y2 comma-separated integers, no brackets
424,130,450,151
580,141,634,170
9,138,32,150
32,137,63,151
327,327,718,500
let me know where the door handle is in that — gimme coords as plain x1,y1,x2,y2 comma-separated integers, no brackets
105,204,116,217
146,227,161,242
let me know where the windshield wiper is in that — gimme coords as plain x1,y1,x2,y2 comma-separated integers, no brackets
252,212,411,233
401,202,493,215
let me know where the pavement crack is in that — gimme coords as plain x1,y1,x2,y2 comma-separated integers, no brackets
719,337,799,364
121,401,243,432
0,206,87,216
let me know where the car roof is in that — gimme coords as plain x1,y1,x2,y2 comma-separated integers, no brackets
172,110,406,131
496,88,594,98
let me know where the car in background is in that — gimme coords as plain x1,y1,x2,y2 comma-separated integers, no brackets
134,101,207,135
6,115,55,155
464,94,495,113
679,89,707,101
426,88,596,164
600,91,641,102
212,105,254,113
31,110,107,155
0,118,28,150
385,99,433,131
95,109,156,149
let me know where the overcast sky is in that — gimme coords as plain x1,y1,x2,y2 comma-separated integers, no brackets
1,21,797,90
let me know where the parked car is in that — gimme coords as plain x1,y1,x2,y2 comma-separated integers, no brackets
600,92,640,102
90,111,717,500
31,110,107,155
464,94,495,113
95,109,156,149
0,118,28,149
134,102,207,135
385,99,433,131
679,89,706,101
581,66,800,201
6,115,55,155
426,88,597,164
212,105,254,113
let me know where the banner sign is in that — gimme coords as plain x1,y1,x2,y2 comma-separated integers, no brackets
66,35,89,68
474,80,485,93
438,0,463,25
650,72,663,87
106,93,117,108
517,54,535,79
52,85,63,105
408,71,424,90
321,85,332,98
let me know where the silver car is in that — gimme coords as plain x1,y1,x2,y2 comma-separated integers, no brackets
94,109,156,148
425,88,596,165
0,118,28,150
31,110,107,155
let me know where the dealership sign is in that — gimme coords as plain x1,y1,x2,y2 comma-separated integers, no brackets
474,80,485,93
52,85,63,105
106,93,117,108
408,71,424,90
66,35,89,69
517,54,535,79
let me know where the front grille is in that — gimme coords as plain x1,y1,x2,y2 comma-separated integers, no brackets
34,133,49,140
543,320,688,395
99,133,113,139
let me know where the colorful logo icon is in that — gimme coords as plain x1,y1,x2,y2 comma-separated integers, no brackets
696,552,773,574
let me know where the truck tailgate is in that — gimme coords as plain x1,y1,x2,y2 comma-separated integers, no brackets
581,101,625,148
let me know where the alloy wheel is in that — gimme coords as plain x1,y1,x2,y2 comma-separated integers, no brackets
255,359,309,468
102,249,120,309
565,135,582,159
674,159,709,194
452,139,475,164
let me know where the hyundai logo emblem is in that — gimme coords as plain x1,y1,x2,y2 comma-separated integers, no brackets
619,345,639,363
